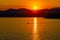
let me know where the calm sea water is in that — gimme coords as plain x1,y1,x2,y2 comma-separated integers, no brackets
0,17,60,40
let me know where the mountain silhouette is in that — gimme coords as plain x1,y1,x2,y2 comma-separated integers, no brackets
0,7,60,18
44,7,60,18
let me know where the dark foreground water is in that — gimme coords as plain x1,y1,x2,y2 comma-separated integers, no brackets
0,17,60,40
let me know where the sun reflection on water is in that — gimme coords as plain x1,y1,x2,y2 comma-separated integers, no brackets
34,17,37,33
33,17,39,40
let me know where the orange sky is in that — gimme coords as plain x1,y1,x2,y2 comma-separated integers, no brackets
0,0,60,10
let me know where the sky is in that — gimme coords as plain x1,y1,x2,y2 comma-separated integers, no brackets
0,0,60,10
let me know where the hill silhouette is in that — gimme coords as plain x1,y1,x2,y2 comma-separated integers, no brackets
44,7,60,18
0,7,60,18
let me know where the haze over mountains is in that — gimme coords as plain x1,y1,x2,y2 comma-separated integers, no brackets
0,7,60,18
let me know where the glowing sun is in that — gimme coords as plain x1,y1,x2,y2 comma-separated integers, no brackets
33,5,40,10
34,6,37,10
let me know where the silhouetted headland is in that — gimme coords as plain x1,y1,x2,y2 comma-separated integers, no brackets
0,7,60,18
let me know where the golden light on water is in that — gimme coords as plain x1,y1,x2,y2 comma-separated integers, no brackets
34,17,37,33
33,17,39,40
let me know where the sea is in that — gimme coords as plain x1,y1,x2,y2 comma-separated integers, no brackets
0,17,60,40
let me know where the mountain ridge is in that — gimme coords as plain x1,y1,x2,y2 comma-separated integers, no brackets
0,7,60,18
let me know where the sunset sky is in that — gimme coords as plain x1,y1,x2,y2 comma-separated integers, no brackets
0,0,60,10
